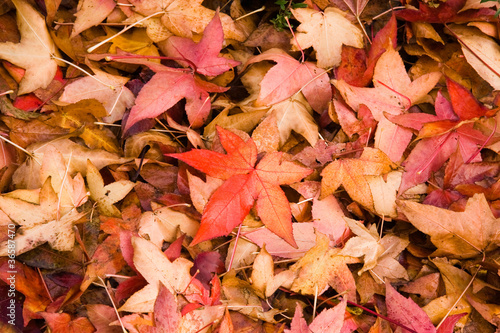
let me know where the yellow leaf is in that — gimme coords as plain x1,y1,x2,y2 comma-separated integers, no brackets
0,0,61,94
86,160,135,217
291,7,364,68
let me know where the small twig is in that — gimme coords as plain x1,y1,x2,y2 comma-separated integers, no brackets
227,224,243,272
235,6,266,21
87,11,165,53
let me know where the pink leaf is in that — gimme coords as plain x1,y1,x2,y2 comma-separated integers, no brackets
245,223,316,259
153,284,180,332
245,48,332,112
385,281,436,333
285,304,309,333
309,298,347,333
161,10,240,76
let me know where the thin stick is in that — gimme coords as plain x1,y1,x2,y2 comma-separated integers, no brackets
97,277,128,333
37,267,54,303
87,11,165,53
435,266,480,330
0,90,13,97
286,16,305,62
356,15,372,44
312,284,319,320
371,6,406,21
0,134,38,162
465,120,497,164
227,224,243,272
235,6,266,21
51,56,115,89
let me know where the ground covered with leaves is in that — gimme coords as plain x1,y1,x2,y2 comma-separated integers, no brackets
0,0,500,331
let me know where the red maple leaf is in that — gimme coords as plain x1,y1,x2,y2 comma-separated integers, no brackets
168,126,312,247
103,51,229,133
396,0,496,23
336,14,397,87
123,65,227,133
388,78,492,193
161,10,240,77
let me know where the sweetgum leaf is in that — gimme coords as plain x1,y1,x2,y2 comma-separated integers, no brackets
168,126,312,247
162,10,240,76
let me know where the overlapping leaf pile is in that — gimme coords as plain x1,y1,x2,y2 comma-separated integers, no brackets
0,0,500,331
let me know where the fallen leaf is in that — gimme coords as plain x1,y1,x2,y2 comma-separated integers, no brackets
366,171,402,218
86,304,123,333
321,147,396,211
39,312,95,333
150,284,181,332
80,234,126,292
0,0,61,94
0,179,87,256
71,0,116,38
448,25,500,90
12,139,131,189
341,218,409,282
291,7,363,69
398,193,500,258
119,236,193,313
333,47,441,161
385,281,436,333
161,10,240,77
59,67,136,124
290,233,359,301
245,48,332,113
267,93,318,147
87,160,135,217
168,126,312,247
245,222,317,259
222,271,280,322
117,57,228,131
0,258,51,326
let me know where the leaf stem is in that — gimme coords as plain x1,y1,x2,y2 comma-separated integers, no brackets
465,120,497,163
87,11,166,53
235,6,266,21
227,223,243,272
51,56,115,89
0,90,14,97
344,299,418,333
105,54,197,73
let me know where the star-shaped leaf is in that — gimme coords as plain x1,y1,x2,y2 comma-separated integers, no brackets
321,147,396,212
291,7,364,68
161,10,240,77
398,193,500,258
168,126,312,247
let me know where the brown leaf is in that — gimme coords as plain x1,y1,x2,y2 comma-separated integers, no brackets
398,193,500,258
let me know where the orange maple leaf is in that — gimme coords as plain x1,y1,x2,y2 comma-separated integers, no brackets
168,126,312,247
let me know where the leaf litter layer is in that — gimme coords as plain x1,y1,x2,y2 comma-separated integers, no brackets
0,0,499,332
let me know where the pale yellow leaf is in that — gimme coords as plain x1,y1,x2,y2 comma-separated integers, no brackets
366,171,402,218
0,0,61,94
291,7,363,68
268,93,318,147
449,25,500,90
86,160,135,217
